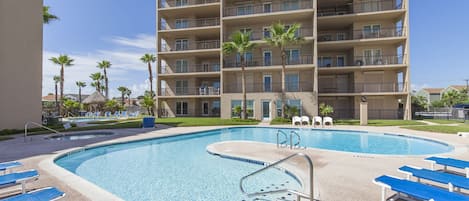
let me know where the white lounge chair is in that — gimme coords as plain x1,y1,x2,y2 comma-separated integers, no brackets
291,116,301,126
300,116,310,126
312,116,322,128
323,117,333,127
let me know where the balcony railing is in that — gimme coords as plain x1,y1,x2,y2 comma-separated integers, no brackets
224,0,313,17
224,27,313,41
161,18,220,30
318,55,404,68
159,87,220,96
318,82,405,93
224,81,313,93
318,0,402,17
161,40,220,52
224,55,313,68
318,27,404,42
160,63,221,74
159,0,219,9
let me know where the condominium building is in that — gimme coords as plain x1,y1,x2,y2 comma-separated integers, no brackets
156,0,411,120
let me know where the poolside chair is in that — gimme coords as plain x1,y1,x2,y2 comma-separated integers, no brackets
121,111,128,117
104,111,111,117
312,116,322,128
0,170,39,193
323,117,333,127
291,116,301,126
0,187,65,201
425,156,469,178
0,161,21,175
113,111,120,118
398,165,469,192
300,116,310,126
373,175,469,201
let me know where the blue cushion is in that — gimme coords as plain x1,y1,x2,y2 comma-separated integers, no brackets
0,162,22,171
0,187,64,201
0,170,38,186
426,157,469,169
399,166,469,190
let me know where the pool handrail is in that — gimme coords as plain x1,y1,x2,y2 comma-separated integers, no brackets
239,152,316,201
276,130,288,148
290,130,302,149
24,121,61,142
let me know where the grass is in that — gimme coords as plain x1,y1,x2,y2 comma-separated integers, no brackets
270,117,291,125
156,117,259,127
421,119,466,124
335,120,426,126
402,124,469,134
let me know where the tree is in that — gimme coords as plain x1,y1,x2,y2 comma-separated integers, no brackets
97,60,112,99
411,95,428,111
430,100,445,108
319,103,334,117
49,55,74,114
90,72,103,91
140,54,157,97
63,99,80,116
442,90,462,108
233,105,242,118
264,22,304,118
125,89,132,105
285,105,299,119
104,100,122,113
43,6,58,24
141,95,155,116
223,31,255,119
75,81,86,104
117,86,129,106
53,75,61,115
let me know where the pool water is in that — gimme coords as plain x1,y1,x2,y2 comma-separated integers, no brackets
48,132,115,140
55,127,452,201
66,117,116,123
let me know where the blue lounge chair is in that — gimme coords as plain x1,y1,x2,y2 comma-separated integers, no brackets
373,175,469,201
0,187,65,201
0,170,39,193
425,156,469,178
0,162,22,174
398,165,469,192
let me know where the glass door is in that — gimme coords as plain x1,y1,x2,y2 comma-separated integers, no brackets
202,102,209,116
262,100,271,120
263,75,272,92
263,51,272,66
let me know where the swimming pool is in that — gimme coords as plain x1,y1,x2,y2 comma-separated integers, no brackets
55,127,452,201
47,131,115,140
65,117,117,123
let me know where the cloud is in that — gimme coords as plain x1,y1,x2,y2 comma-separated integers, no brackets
108,34,156,50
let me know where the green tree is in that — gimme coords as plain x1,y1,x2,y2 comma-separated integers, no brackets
442,90,462,108
90,72,104,91
53,75,61,114
264,22,304,118
43,6,58,24
97,60,112,99
319,103,334,117
140,54,157,96
430,100,445,108
411,95,428,110
104,100,122,113
233,105,242,118
117,86,129,106
75,81,86,104
49,55,74,114
223,31,255,119
63,99,80,116
285,105,299,119
141,95,155,116
125,89,132,105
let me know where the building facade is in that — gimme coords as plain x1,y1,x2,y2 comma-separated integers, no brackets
156,0,411,120
0,0,43,129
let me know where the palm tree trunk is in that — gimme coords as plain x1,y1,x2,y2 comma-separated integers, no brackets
78,87,82,104
121,93,125,106
241,56,247,120
104,68,109,99
60,65,64,116
55,83,59,115
281,50,286,119
148,62,155,116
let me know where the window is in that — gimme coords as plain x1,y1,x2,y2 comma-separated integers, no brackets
286,49,300,65
263,74,272,92
263,3,272,13
337,32,346,40
364,49,382,65
246,100,254,118
237,5,253,15
285,73,299,92
285,25,300,37
175,39,188,51
363,25,381,38
175,19,188,29
176,60,188,73
176,101,188,115
176,80,188,95
231,100,242,117
212,101,220,115
212,63,220,72
337,55,345,67
240,28,253,40
277,99,302,117
263,27,271,38
236,52,253,66
175,0,188,7
318,56,332,67
263,51,272,66
282,0,300,11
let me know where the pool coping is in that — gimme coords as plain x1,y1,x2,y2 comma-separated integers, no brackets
38,125,467,201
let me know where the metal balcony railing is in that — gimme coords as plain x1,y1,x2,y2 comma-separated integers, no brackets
161,40,220,52
159,87,221,96
224,55,313,68
318,27,404,42
160,63,220,74
224,81,314,93
224,27,313,41
161,17,220,30
318,55,404,68
159,0,219,8
224,0,313,17
318,82,405,93
318,0,403,17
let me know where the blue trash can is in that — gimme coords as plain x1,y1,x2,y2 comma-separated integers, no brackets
142,117,155,128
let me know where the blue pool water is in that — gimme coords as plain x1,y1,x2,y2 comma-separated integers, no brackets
55,127,452,201
66,117,116,123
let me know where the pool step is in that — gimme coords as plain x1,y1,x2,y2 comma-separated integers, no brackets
242,182,299,201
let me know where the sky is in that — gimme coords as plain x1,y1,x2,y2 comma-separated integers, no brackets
43,0,469,98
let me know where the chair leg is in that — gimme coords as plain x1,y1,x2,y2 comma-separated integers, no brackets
21,181,26,194
381,186,386,201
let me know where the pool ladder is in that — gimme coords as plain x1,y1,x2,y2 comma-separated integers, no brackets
277,130,306,150
239,152,318,201
24,121,62,142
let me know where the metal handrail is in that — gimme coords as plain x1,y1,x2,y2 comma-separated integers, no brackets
239,152,315,200
24,121,61,142
277,130,288,148
290,131,302,149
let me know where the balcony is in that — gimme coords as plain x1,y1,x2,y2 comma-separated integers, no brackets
160,63,221,74
318,27,404,42
161,18,220,30
319,82,405,93
224,55,313,68
223,0,313,17
224,81,313,93
159,87,221,96
224,27,313,41
159,0,219,9
161,40,220,52
318,55,404,68
318,0,402,17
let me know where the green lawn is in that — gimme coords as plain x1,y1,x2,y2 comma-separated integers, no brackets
156,117,259,127
270,117,292,125
422,119,465,124
402,124,469,134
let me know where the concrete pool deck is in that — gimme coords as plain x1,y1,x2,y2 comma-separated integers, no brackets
0,125,468,201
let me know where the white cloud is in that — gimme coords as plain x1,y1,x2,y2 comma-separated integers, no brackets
108,34,156,50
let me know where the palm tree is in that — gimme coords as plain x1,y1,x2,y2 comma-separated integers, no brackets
97,60,112,99
223,31,255,119
117,86,129,106
264,22,304,118
125,89,132,105
90,72,103,91
75,81,86,104
53,75,61,114
140,54,156,97
49,55,74,115
43,6,59,24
